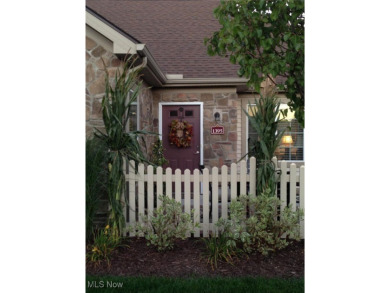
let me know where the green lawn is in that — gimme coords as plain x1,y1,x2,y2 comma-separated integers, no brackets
86,275,304,293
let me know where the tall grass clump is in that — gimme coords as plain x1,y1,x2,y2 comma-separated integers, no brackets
94,55,153,237
86,137,109,241
244,94,286,195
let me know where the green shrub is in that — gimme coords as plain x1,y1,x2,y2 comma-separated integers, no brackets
150,138,169,167
136,195,199,252
244,193,302,255
216,189,303,256
86,225,122,267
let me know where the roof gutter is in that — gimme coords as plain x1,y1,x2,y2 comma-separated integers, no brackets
136,44,167,86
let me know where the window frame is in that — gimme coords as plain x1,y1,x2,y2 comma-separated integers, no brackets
125,90,140,132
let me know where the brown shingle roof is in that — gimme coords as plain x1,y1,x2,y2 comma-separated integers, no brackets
86,0,240,79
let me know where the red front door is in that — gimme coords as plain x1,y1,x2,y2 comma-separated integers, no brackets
162,104,201,172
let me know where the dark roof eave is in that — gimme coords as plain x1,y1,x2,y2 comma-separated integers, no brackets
86,6,142,44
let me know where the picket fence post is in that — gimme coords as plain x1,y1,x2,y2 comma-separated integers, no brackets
184,169,191,237
280,161,288,213
122,160,128,237
239,160,246,195
290,163,297,212
211,167,218,236
202,167,210,236
166,168,172,199
138,163,145,236
129,160,136,237
249,157,256,196
193,169,200,237
156,166,163,208
272,156,278,197
231,163,237,201
221,165,228,220
300,165,305,239
174,169,181,203
147,165,154,217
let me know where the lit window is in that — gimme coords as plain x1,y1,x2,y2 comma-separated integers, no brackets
247,104,304,161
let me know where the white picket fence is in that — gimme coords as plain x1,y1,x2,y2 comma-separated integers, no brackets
122,157,305,238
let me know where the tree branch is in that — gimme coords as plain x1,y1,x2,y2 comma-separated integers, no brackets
267,74,278,86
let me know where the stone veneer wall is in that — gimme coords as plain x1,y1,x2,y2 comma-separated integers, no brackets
85,36,154,156
152,89,241,169
138,83,155,158
86,36,123,137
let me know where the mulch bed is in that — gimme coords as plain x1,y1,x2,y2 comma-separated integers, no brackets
86,238,304,278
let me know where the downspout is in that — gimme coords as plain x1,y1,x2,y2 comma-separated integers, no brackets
130,56,147,72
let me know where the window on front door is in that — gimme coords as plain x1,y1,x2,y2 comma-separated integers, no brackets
247,103,304,161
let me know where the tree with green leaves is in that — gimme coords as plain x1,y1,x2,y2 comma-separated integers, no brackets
205,0,304,127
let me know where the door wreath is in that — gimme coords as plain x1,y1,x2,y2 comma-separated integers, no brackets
168,119,193,148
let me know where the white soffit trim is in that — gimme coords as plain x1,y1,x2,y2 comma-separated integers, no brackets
163,78,249,87
86,11,138,55
166,74,184,80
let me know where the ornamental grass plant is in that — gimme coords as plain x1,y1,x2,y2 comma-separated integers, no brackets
243,94,286,195
94,55,154,237
86,137,109,241
86,225,122,267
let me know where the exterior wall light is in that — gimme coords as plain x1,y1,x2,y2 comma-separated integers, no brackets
214,112,220,122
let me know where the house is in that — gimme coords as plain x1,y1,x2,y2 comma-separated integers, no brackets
86,0,304,171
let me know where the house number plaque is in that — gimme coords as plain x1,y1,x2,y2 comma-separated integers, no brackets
210,126,224,135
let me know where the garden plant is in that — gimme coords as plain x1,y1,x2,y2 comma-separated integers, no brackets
86,137,109,241
243,94,286,196
203,189,303,269
205,0,305,127
86,225,123,267
150,138,169,168
135,195,199,252
215,189,302,258
94,55,154,237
